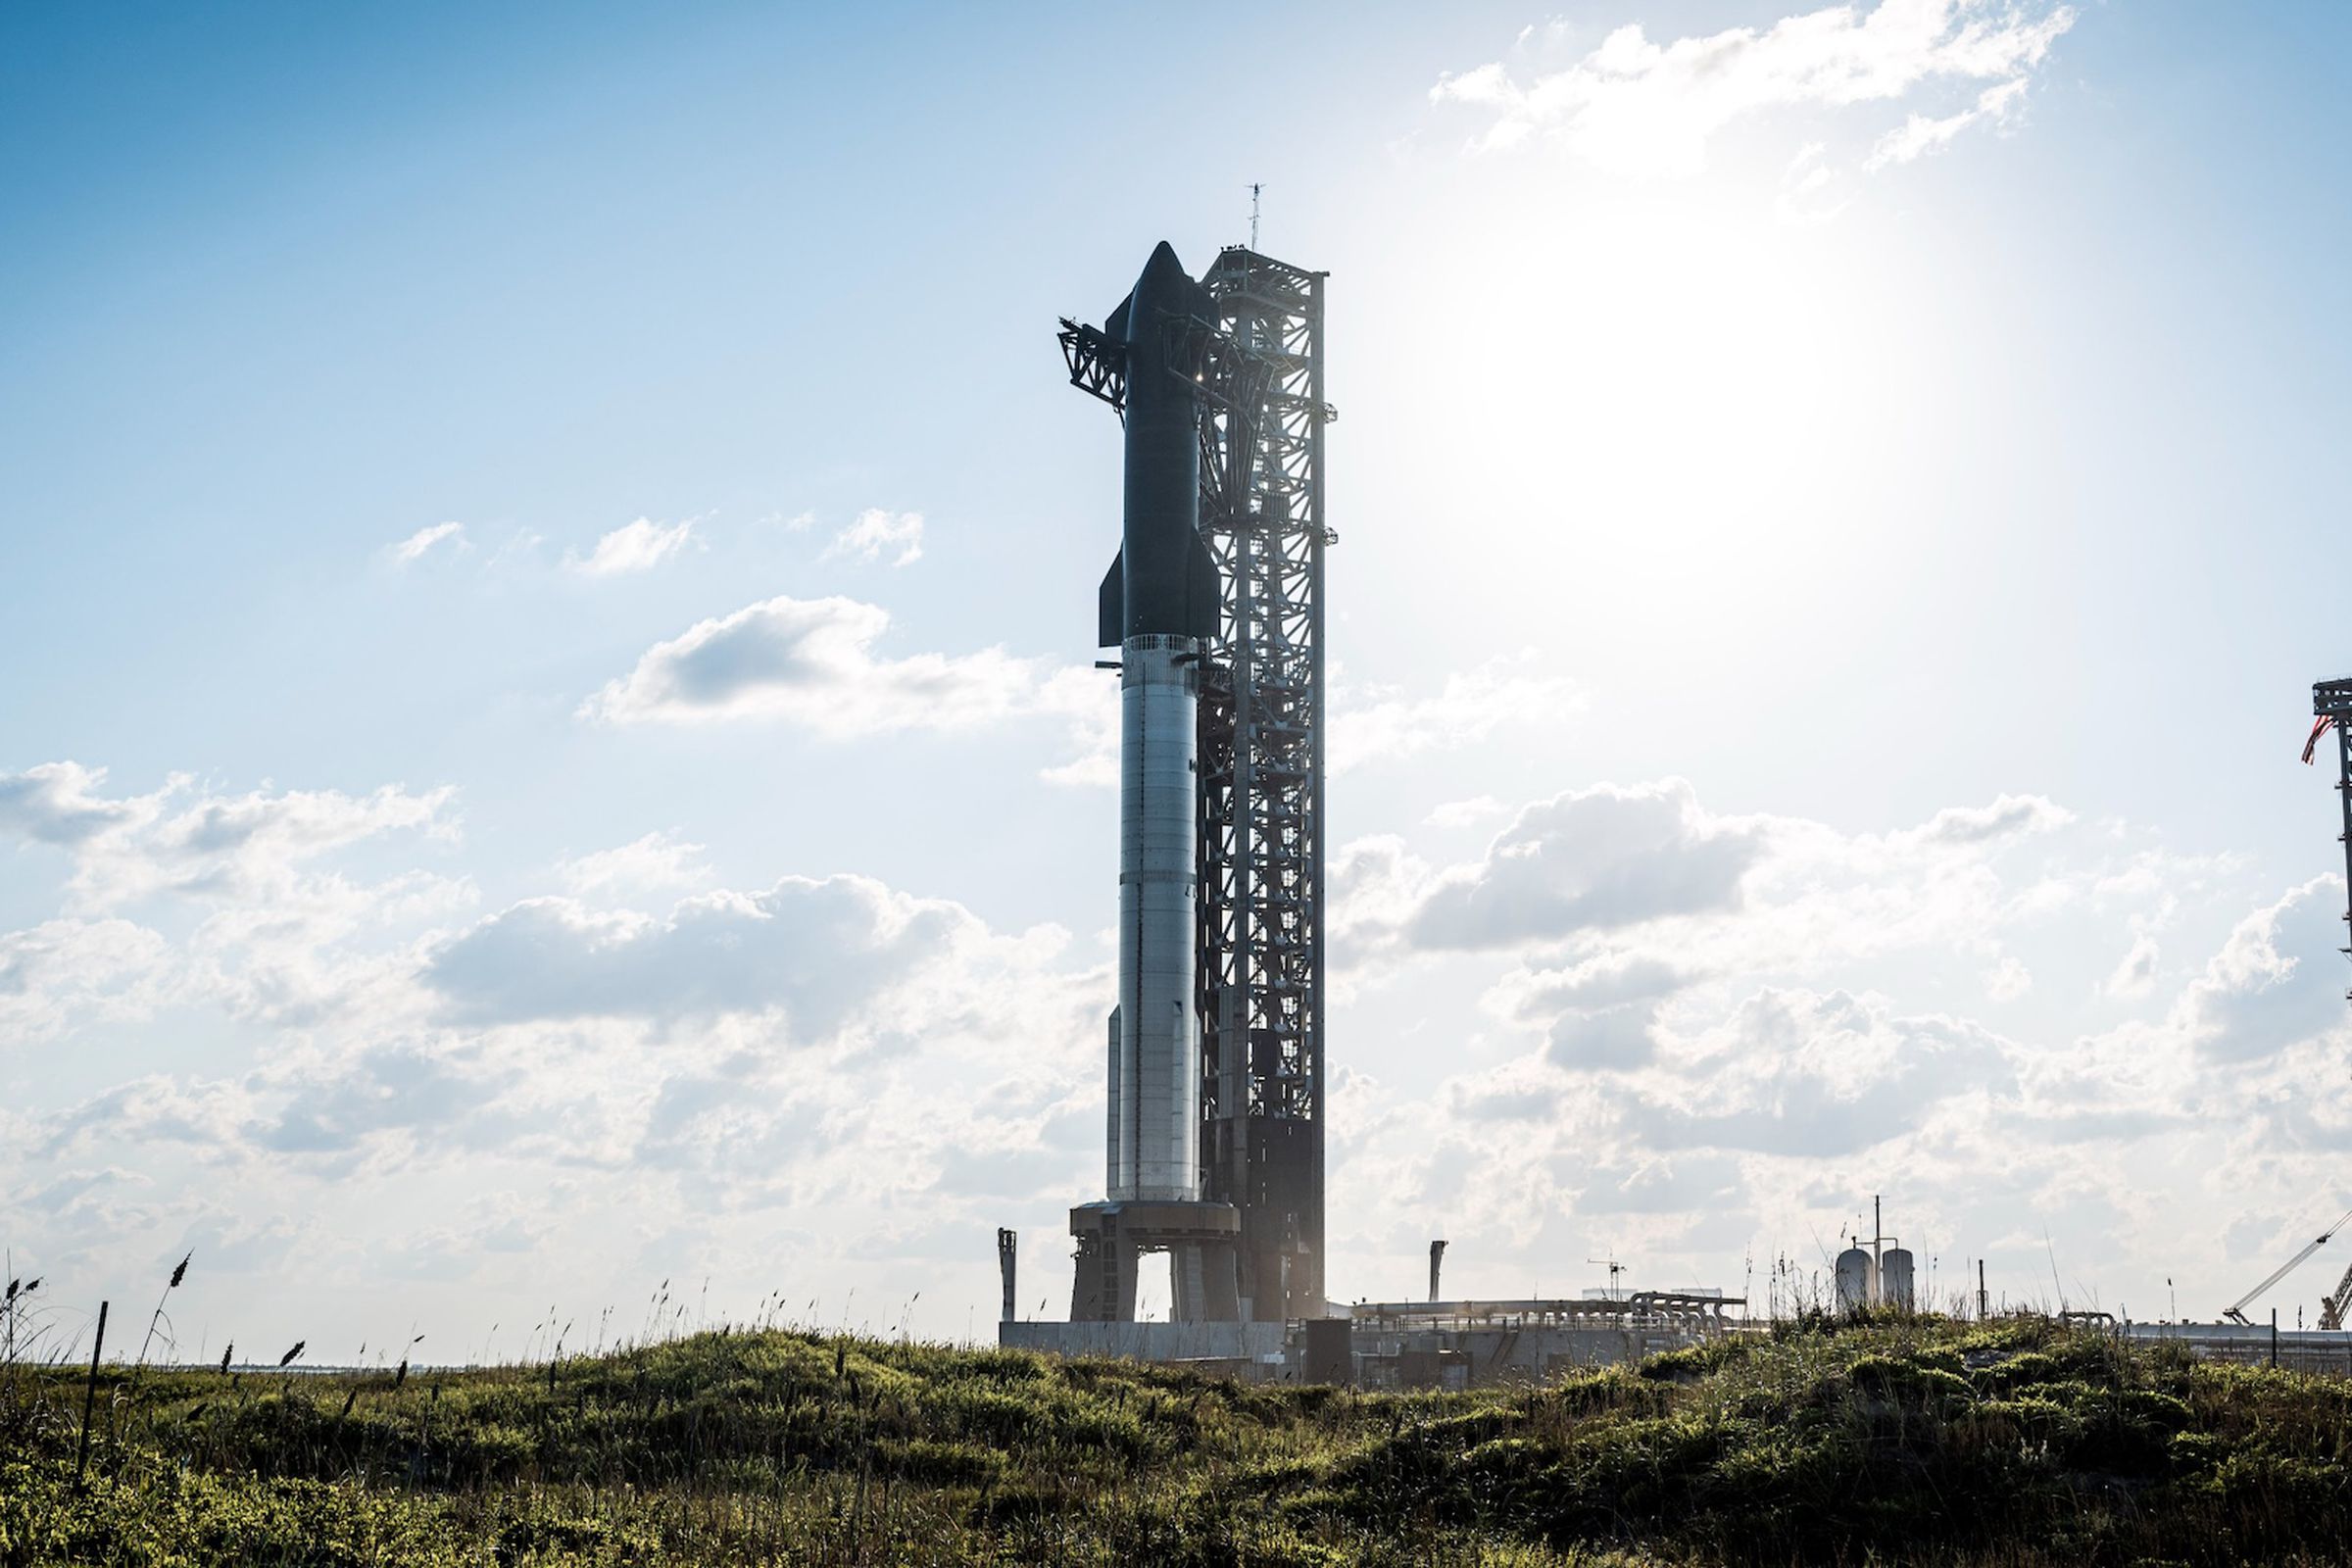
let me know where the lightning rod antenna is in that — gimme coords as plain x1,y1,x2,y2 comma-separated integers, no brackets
1250,182,1262,250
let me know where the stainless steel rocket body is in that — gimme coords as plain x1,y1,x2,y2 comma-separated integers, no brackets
1094,241,1219,1207
1109,633,1200,1201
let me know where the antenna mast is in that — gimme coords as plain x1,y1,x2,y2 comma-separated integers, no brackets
1249,182,1262,250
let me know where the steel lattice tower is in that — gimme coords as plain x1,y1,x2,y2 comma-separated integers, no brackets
2319,677,2352,1004
1196,248,1332,1320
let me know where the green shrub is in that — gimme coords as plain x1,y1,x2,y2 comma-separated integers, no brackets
10,1319,2352,1565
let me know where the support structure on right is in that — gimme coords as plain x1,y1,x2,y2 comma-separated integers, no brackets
2315,676,2352,1004
1196,248,1333,1323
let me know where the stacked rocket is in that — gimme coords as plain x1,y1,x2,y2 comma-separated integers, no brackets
1095,242,1222,1205
1064,241,1244,1325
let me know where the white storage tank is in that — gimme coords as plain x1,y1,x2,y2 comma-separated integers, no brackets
1881,1248,1916,1310
1836,1247,1873,1312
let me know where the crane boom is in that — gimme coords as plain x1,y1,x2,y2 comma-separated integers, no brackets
2223,1208,2352,1324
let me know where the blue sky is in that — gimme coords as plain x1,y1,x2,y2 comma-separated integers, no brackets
5,0,2351,1354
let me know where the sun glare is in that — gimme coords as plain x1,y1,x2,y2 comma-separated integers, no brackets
1360,170,1949,665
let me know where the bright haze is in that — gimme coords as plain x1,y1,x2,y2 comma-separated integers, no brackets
4,0,2347,1353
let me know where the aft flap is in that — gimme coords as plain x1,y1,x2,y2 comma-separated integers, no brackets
1099,549,1124,647
1185,529,1220,644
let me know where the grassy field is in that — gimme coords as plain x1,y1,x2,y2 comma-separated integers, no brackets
6,1312,2352,1565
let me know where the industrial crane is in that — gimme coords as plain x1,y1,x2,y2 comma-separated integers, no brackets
2222,1207,2352,1325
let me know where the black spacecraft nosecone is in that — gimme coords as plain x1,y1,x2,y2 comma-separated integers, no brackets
1097,240,1221,648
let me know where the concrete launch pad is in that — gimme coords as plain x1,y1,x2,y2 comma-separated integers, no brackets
1003,1292,1747,1388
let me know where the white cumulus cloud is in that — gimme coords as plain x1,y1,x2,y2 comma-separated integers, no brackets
822,509,925,567
1432,0,2076,179
0,917,179,1044
580,594,1041,735
1865,74,2032,169
569,516,699,576
0,762,457,913
1427,796,1508,829
558,832,712,899
1402,779,1765,951
386,521,466,565
2105,932,2161,1000
1333,656,1582,774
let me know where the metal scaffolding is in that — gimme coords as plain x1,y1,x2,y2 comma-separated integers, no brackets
1196,247,1332,1321
2319,677,2352,1004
